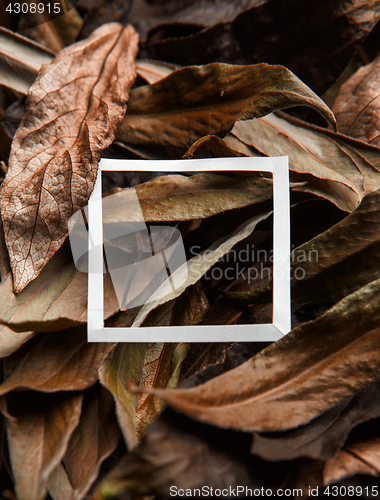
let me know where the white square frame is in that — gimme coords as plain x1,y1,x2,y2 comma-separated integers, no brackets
88,157,290,342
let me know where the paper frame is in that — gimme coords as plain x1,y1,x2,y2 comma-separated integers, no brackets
87,157,290,342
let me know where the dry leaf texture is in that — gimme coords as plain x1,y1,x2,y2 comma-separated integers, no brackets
1,22,139,293
333,53,380,146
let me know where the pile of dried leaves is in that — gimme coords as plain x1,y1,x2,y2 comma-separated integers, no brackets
1,1,380,499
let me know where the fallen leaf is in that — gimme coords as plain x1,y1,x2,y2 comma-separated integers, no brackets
60,385,121,500
1,22,139,293
95,409,257,499
0,243,119,334
139,0,380,96
117,62,335,151
290,189,380,308
333,53,380,146
135,59,178,84
323,438,380,485
225,112,380,211
133,277,380,433
0,27,54,94
251,380,380,461
135,343,185,438
103,173,273,224
99,343,148,449
129,0,264,42
6,391,83,500
99,336,189,449
0,327,114,394
47,463,75,500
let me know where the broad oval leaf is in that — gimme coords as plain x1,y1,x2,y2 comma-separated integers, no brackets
1,23,139,293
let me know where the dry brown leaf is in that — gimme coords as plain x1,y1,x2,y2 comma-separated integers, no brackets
6,391,83,500
323,438,380,485
99,343,148,450
135,343,183,439
132,277,380,433
59,386,121,500
333,53,380,146
0,328,114,394
117,62,335,152
103,173,273,224
225,112,380,211
1,22,139,293
0,244,119,338
135,59,178,84
0,27,54,94
99,339,189,449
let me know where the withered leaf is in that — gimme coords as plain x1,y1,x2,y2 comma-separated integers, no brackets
135,59,178,84
47,464,75,500
95,409,256,499
1,23,139,293
59,386,121,500
103,173,273,224
6,391,83,500
135,343,187,439
0,27,54,94
323,437,380,485
251,380,380,461
99,343,148,450
139,0,380,96
290,189,380,308
0,244,119,335
225,112,380,211
0,328,114,394
99,338,188,449
135,277,380,433
333,53,380,147
117,62,335,152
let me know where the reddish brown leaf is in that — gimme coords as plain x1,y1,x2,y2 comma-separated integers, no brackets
333,53,380,146
1,23,139,293
323,438,380,485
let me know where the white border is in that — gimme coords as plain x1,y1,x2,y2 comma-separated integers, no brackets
88,157,290,342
